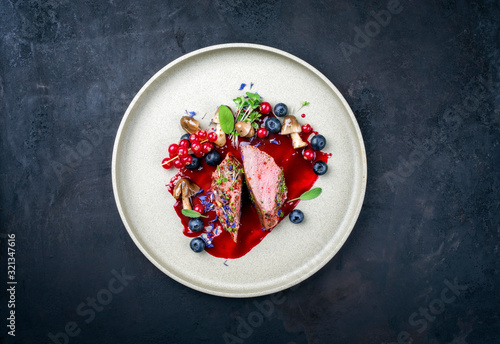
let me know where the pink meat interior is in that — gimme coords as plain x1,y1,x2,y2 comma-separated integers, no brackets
241,145,281,213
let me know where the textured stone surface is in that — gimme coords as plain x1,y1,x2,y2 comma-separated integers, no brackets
0,1,498,343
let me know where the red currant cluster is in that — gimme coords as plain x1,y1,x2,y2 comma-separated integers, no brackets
162,130,218,169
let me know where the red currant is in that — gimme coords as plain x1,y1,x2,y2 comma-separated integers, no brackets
173,159,184,168
193,204,204,214
179,139,190,149
197,130,207,141
302,124,312,134
256,127,268,138
303,149,316,161
168,143,179,156
201,142,214,153
191,142,202,153
182,155,193,165
207,132,218,142
260,102,272,115
161,158,173,169
194,150,204,158
189,134,199,143
178,147,189,157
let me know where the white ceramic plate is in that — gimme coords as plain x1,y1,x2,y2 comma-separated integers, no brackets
112,43,366,298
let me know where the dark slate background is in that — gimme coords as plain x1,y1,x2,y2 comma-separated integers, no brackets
1,1,499,343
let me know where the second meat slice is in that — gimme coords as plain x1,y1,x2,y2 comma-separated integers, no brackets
241,145,288,230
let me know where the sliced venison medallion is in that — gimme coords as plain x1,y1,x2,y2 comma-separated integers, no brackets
241,145,287,230
211,153,244,242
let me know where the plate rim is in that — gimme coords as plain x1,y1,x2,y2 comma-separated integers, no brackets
111,43,367,298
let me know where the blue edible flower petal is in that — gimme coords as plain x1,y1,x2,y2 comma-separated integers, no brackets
250,82,254,89
200,234,213,248
238,83,246,90
270,139,280,145
185,110,197,118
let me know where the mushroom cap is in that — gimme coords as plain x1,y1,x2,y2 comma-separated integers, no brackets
180,116,201,134
280,115,302,135
173,178,200,199
234,121,255,137
212,108,220,124
214,126,226,146
213,105,233,124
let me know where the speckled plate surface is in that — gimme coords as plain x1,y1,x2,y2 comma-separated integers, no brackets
112,43,367,298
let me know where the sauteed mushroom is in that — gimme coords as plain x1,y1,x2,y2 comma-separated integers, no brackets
173,178,200,210
212,107,227,146
234,121,255,137
280,115,307,149
180,116,201,134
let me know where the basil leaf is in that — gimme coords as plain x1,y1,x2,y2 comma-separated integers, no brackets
181,209,208,218
218,105,234,134
289,187,322,202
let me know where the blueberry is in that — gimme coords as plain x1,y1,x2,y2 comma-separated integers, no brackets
190,237,205,252
265,117,282,133
289,209,304,224
274,103,288,117
310,134,326,151
185,155,201,170
205,150,222,166
180,133,190,141
313,161,328,175
188,218,204,232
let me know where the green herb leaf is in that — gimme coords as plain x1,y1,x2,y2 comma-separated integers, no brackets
246,92,262,102
288,187,322,202
233,97,243,107
181,209,208,218
218,105,234,134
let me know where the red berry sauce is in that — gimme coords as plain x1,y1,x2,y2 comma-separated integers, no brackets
167,115,329,259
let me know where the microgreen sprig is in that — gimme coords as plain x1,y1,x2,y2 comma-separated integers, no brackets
295,101,310,115
234,92,262,122
230,92,263,146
